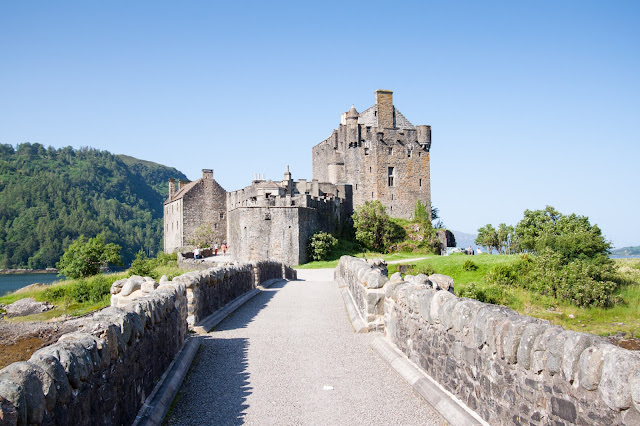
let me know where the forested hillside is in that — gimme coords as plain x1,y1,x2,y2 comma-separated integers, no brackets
0,143,187,269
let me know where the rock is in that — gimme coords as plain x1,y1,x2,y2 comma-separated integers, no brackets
109,278,128,295
366,258,388,276
429,274,455,292
436,229,456,248
159,275,169,284
141,280,159,294
599,347,640,410
120,276,144,297
0,395,17,426
389,272,403,283
365,272,388,289
411,274,431,285
4,298,53,318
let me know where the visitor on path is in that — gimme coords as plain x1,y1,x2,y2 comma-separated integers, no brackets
214,243,219,256
194,247,201,259
221,242,227,255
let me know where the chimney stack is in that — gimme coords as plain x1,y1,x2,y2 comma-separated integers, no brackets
375,89,395,129
168,178,175,199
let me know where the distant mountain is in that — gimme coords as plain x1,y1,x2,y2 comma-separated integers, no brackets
611,246,640,256
449,230,479,250
0,143,187,269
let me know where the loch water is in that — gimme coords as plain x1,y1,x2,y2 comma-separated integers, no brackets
0,273,62,296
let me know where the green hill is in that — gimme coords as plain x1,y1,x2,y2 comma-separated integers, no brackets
0,143,187,269
611,246,640,256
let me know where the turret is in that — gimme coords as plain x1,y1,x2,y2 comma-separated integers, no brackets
202,169,213,180
416,125,432,151
346,105,360,147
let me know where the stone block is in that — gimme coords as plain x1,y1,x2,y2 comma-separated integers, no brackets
562,331,595,383
517,322,548,370
429,290,455,325
599,346,640,410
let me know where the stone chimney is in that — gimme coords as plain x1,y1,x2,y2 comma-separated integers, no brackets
202,169,213,180
178,180,190,190
375,89,395,129
168,178,175,199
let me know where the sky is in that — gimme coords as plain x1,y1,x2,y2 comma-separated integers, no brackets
1,1,638,248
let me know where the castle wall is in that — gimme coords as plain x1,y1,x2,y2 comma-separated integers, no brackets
181,178,227,247
228,207,301,265
311,91,431,220
164,198,183,253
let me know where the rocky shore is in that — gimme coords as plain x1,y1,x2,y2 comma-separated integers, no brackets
0,268,58,274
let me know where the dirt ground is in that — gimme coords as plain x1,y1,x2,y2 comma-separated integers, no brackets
0,318,82,369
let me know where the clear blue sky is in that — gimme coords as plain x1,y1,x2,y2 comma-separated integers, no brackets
1,1,638,248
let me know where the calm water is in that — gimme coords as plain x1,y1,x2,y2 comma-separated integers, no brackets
0,273,62,296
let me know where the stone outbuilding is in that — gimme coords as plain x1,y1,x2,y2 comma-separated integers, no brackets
163,169,227,253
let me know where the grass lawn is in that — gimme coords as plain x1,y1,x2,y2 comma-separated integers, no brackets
0,264,194,321
305,250,640,338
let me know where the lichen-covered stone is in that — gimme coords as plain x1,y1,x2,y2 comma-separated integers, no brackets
599,347,639,410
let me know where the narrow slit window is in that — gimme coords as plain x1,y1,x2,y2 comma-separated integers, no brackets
388,167,395,187
419,178,422,187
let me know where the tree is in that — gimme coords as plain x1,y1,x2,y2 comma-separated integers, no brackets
515,206,561,252
475,224,499,254
56,234,122,279
308,232,338,261
128,249,155,277
413,200,429,224
353,201,395,252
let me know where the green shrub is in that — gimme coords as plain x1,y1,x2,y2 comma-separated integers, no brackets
308,232,338,261
43,286,67,301
414,264,435,276
486,264,519,286
458,283,507,305
462,259,478,271
128,249,156,278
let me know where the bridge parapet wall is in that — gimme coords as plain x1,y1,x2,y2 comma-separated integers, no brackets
0,260,297,424
0,280,188,425
334,256,388,331
337,256,640,425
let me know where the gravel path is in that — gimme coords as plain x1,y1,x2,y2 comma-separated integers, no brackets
165,269,446,425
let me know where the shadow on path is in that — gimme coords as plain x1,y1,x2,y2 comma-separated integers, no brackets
165,281,286,425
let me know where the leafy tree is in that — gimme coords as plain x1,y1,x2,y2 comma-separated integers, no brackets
128,249,155,277
189,224,214,249
353,201,396,252
308,232,338,261
413,200,430,224
475,224,499,254
56,234,122,279
515,206,561,252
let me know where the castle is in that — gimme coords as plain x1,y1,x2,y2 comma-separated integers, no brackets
164,90,432,264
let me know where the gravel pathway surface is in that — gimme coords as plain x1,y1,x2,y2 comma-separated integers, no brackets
165,269,446,425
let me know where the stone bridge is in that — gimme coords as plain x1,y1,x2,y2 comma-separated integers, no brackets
1,258,639,425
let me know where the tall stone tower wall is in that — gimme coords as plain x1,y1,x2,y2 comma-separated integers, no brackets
311,90,431,220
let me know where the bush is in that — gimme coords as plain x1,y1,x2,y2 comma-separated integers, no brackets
56,234,122,279
414,264,435,276
458,283,508,305
128,249,156,278
486,264,519,286
45,275,112,304
353,201,399,252
308,232,338,261
462,259,478,271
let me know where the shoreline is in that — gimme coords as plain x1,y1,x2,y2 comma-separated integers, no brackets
0,268,59,275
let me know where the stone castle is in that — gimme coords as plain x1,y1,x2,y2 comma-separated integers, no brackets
164,90,432,264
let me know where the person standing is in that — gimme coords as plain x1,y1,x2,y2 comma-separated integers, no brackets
221,242,227,255
214,242,219,256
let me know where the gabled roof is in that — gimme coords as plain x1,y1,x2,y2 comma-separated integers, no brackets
357,105,414,129
165,179,198,204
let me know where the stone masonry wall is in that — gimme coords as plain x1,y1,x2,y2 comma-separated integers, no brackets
334,256,388,331
0,279,188,425
336,256,640,425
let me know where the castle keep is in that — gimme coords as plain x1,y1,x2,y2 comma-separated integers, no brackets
312,90,431,219
164,90,432,264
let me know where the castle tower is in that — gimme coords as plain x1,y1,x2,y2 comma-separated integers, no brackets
311,90,432,220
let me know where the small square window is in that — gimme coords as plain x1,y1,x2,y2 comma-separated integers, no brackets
364,147,370,155
388,147,393,155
